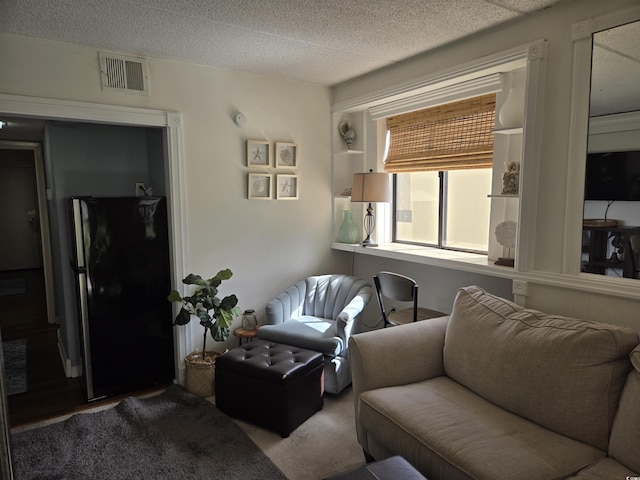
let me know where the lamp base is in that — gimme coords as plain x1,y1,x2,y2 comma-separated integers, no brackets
494,257,514,267
360,231,378,247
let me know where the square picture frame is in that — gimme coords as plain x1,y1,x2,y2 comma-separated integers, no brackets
246,140,271,168
248,173,272,200
276,174,298,200
275,142,298,169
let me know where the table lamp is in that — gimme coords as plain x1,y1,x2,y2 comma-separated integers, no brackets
351,169,391,247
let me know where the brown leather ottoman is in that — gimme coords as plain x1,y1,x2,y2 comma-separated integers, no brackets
214,339,324,437
325,456,428,480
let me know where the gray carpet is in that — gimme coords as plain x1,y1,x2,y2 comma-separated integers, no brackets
11,384,288,480
2,339,27,396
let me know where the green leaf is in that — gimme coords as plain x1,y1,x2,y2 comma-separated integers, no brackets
167,290,183,303
202,286,218,298
213,268,233,282
220,294,238,310
196,309,210,323
182,294,199,305
218,309,234,328
173,308,191,326
182,274,207,286
210,324,230,342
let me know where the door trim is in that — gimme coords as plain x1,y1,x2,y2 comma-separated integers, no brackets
0,94,191,371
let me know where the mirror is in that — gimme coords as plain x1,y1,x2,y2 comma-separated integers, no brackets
581,20,640,279
589,21,640,117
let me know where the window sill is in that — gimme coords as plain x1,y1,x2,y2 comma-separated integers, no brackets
332,242,517,279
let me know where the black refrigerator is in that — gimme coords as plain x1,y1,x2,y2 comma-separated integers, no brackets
69,196,175,401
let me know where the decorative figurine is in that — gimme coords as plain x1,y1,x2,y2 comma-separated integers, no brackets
502,161,520,195
495,220,517,267
338,121,356,150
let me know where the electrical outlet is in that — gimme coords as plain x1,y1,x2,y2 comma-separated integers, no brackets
135,182,145,196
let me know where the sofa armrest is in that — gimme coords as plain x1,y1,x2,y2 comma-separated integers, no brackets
349,316,449,396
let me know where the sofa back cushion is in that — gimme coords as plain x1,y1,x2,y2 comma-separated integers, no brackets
443,286,638,451
608,345,640,472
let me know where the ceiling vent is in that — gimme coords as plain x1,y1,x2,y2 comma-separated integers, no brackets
99,53,149,95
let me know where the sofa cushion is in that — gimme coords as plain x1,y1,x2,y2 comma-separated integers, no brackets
567,458,638,479
358,377,605,480
608,345,640,473
258,316,343,356
443,286,639,451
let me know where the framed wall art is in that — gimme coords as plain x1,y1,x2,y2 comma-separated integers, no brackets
248,173,272,200
275,142,298,169
247,140,271,168
276,174,298,200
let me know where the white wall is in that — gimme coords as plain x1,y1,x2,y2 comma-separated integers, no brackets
332,0,640,334
0,33,344,359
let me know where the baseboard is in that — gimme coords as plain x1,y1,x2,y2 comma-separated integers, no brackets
56,331,82,378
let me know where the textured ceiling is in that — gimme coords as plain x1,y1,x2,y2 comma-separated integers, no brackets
0,0,566,86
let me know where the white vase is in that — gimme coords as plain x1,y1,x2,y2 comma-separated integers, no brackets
498,75,524,129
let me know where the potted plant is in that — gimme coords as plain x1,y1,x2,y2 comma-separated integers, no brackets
168,268,241,397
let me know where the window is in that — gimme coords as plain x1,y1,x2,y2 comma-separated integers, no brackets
394,170,491,252
386,94,495,253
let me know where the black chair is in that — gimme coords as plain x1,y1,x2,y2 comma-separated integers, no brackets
373,271,445,327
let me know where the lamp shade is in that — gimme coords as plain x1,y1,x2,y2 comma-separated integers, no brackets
351,171,391,203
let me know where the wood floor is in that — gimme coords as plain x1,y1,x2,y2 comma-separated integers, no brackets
0,268,86,427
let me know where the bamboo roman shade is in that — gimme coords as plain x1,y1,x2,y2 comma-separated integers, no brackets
384,93,496,173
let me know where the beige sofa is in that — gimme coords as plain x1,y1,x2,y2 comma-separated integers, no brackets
349,286,640,480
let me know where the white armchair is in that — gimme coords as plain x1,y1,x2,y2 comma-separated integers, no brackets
258,274,372,394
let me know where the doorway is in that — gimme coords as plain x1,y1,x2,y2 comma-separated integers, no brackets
0,140,82,426
0,99,188,430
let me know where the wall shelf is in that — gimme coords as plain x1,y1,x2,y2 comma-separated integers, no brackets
494,127,523,135
334,150,364,156
488,194,519,198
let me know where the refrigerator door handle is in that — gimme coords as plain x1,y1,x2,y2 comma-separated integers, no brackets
78,272,94,400
71,198,85,269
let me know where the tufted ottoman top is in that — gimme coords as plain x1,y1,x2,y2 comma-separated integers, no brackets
215,339,323,382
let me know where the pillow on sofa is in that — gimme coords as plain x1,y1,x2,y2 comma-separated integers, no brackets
443,286,639,452
608,345,640,473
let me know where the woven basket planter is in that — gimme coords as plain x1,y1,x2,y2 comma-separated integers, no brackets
184,351,223,398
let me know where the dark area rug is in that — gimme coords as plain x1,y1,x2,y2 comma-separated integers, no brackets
11,384,288,480
0,278,26,296
2,339,27,396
